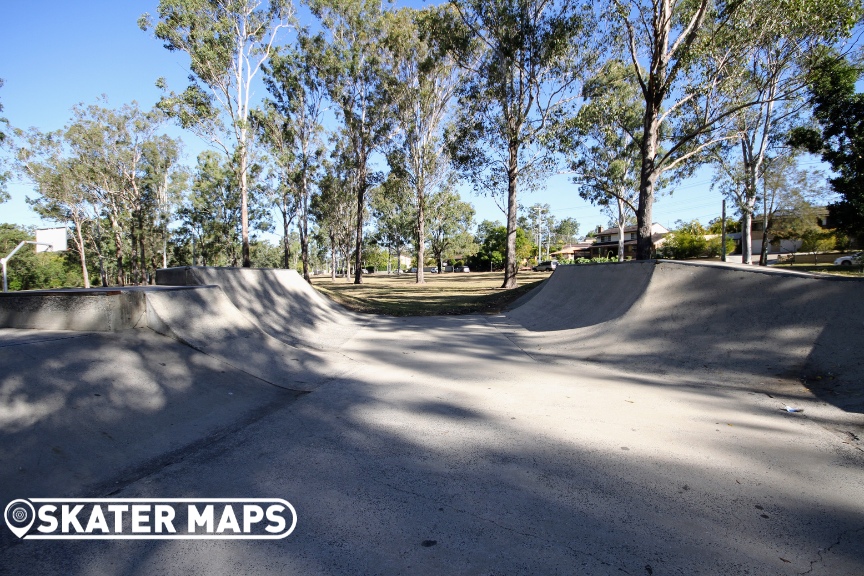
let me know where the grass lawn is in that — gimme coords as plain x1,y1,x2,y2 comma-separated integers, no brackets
311,270,549,316
772,262,864,277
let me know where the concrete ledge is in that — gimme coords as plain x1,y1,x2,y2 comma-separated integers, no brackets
0,287,197,332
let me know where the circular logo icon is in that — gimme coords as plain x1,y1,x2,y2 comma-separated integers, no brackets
4,499,35,539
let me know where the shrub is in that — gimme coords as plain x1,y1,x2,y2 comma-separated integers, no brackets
660,231,707,259
705,236,736,258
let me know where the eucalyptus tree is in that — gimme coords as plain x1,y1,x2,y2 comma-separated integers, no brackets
706,0,860,264
609,0,755,259
17,131,95,288
383,6,463,284
561,60,642,261
64,102,178,285
446,0,597,288
141,0,295,268
141,134,185,270
177,151,271,266
426,188,475,273
310,0,392,284
258,35,327,281
18,102,181,286
259,153,299,269
311,144,359,280
370,174,415,274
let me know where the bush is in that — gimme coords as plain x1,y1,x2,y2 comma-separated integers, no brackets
573,256,617,264
659,231,707,259
705,236,736,258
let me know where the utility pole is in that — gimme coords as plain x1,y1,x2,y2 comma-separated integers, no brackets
532,206,545,263
721,199,727,263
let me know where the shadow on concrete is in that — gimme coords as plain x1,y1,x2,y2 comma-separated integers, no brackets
2,359,862,575
498,260,864,415
1,263,863,574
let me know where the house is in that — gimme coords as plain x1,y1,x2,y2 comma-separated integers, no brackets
550,242,593,260
730,206,845,255
589,223,669,259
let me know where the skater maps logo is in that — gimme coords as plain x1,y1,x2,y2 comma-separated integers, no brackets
4,498,296,540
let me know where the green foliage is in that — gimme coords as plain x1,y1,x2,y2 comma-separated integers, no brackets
559,60,642,218
707,217,741,234
175,151,271,267
18,101,183,286
362,245,391,271
258,36,328,277
309,0,394,282
427,188,476,269
250,240,284,269
659,220,712,260
370,174,415,258
0,224,83,290
446,0,597,285
144,0,294,267
470,223,532,271
790,49,864,243
798,228,836,255
574,256,617,264
705,236,736,258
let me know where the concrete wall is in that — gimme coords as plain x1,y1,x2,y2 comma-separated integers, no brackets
0,289,148,331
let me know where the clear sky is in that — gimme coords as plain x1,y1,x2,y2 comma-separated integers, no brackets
0,1,821,240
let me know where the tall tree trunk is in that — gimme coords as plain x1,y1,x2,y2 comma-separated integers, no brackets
282,206,291,269
636,107,660,260
759,191,770,266
502,142,519,289
110,215,124,287
416,188,426,284
138,211,147,284
330,233,337,281
353,190,364,284
300,175,310,282
239,141,251,268
162,226,168,269
74,222,90,289
352,146,366,284
617,197,626,262
741,207,753,265
93,218,108,287
130,217,140,285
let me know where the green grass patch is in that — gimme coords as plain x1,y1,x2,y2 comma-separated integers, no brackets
312,271,548,316
772,262,864,277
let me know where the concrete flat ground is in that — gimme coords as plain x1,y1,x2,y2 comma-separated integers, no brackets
1,263,862,575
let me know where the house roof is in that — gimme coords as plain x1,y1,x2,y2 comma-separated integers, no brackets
594,223,669,236
550,242,593,253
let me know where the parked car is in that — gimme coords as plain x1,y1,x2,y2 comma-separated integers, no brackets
532,260,558,272
833,252,862,266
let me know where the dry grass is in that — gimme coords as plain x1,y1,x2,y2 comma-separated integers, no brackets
772,262,864,277
311,270,549,316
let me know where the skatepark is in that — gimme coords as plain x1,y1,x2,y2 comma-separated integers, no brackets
1,261,862,575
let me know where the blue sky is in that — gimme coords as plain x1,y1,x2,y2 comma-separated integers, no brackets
0,0,814,240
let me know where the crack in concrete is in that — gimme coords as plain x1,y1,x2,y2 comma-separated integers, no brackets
799,526,864,575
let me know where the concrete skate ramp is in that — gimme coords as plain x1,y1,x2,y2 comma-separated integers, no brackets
145,286,337,391
501,260,864,391
506,260,654,331
156,266,361,349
